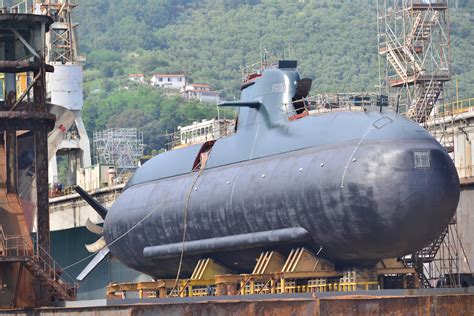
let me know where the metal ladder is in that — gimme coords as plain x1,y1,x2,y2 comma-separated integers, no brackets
0,225,6,256
407,80,443,122
402,227,449,288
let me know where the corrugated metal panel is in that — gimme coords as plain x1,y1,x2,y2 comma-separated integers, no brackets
457,185,474,274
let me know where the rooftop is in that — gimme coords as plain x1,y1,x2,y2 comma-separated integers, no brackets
152,73,186,78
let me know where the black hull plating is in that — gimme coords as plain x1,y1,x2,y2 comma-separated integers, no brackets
91,66,461,280
105,137,459,278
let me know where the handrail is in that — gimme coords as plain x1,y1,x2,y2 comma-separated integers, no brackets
34,237,79,297
1,235,32,257
439,98,474,115
0,226,6,255
290,92,389,115
410,0,447,4
0,231,78,298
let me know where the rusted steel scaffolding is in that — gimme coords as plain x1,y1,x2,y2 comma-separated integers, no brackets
0,10,76,307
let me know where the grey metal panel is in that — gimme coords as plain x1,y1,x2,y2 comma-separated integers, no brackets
205,110,433,170
48,64,84,110
125,143,202,188
105,137,459,278
456,184,474,273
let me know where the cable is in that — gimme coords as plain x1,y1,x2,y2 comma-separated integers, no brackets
63,252,97,270
63,195,169,271
168,146,212,296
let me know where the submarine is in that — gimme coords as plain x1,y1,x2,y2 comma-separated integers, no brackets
76,60,460,280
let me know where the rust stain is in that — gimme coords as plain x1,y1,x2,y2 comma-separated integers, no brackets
1,294,473,316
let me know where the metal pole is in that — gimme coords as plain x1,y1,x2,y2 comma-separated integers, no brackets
455,78,459,110
4,31,17,193
34,63,50,259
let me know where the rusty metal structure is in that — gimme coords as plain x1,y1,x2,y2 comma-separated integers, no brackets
0,9,76,307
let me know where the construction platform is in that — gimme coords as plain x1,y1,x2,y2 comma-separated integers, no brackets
102,242,462,302
1,288,473,315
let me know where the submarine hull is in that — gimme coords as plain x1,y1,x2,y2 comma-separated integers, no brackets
94,66,460,280
105,136,459,278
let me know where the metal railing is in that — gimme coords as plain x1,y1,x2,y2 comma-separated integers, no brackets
0,1,31,13
108,275,379,299
1,235,33,257
410,0,447,5
438,98,474,116
289,92,390,119
34,239,79,298
0,228,78,299
241,50,279,83
166,122,236,150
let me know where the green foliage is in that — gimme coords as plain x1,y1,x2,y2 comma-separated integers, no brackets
75,0,474,151
85,49,122,77
82,85,217,154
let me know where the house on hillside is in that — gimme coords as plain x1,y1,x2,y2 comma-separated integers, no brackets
181,83,221,104
128,74,145,84
150,73,186,90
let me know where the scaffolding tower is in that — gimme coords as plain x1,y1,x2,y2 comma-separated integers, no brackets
377,0,470,288
93,128,144,175
377,0,451,123
34,0,81,63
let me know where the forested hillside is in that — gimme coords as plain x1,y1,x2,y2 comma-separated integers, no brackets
73,0,474,153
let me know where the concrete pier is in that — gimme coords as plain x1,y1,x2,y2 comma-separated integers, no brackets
1,288,474,315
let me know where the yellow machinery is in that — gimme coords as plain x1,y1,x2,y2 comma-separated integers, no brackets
0,72,29,99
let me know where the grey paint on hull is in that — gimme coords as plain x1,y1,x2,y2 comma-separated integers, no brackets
106,137,458,277
103,66,460,278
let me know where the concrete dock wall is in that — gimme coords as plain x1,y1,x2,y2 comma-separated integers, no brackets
1,291,473,316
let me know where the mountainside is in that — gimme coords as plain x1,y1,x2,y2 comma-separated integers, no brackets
73,0,474,152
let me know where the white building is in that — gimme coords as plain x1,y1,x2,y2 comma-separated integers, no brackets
182,83,221,104
76,164,116,192
150,73,186,90
128,73,145,84
176,118,235,148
